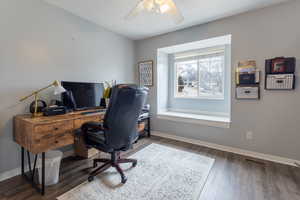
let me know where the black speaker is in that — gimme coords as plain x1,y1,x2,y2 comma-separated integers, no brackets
62,91,77,110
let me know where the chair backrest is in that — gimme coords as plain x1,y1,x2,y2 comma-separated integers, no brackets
103,84,148,150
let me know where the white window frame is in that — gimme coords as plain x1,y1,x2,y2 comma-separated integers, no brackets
156,35,232,128
173,46,226,100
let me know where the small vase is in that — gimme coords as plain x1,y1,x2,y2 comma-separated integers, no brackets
105,98,110,107
100,98,106,108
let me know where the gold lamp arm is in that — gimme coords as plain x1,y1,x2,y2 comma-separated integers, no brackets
19,81,61,117
19,81,58,102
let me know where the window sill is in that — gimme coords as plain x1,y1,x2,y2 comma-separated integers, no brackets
173,96,225,100
157,111,231,128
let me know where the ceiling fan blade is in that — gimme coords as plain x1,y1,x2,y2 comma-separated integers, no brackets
125,0,145,20
165,0,184,24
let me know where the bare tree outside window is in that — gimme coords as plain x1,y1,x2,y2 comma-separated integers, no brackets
176,60,198,97
175,53,224,99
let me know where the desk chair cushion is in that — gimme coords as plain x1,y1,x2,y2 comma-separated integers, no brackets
87,131,114,152
84,130,139,153
81,120,140,153
81,122,114,152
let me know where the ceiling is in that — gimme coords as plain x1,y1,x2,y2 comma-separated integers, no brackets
43,0,289,40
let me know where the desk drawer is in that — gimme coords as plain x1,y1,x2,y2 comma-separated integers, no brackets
54,132,74,148
32,131,74,153
74,116,103,129
34,121,74,139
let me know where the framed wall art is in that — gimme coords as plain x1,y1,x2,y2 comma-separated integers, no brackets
138,60,153,86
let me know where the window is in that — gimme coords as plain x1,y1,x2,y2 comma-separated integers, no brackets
156,35,231,128
174,48,225,99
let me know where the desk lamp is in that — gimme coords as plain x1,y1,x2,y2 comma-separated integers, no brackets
20,80,66,117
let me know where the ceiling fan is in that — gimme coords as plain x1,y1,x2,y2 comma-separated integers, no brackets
125,0,184,24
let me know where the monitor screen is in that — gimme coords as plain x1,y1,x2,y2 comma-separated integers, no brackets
61,81,104,110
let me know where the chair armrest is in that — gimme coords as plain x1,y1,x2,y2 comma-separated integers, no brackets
81,121,104,133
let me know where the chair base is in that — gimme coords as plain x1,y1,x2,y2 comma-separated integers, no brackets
88,152,137,184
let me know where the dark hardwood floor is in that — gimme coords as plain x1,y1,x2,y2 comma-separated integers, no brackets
1,136,300,200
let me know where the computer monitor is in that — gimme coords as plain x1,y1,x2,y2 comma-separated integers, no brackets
61,81,104,110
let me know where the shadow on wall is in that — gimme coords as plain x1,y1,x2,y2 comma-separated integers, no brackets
0,99,24,172
297,59,300,75
0,91,27,139
0,88,56,135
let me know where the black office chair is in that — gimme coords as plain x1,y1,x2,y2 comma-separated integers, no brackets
81,84,148,184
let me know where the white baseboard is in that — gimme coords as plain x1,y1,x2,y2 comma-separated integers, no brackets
152,131,300,167
0,150,75,183
0,167,24,182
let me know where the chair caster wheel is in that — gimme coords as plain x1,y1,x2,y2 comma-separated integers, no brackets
88,176,94,182
121,177,127,184
132,161,137,167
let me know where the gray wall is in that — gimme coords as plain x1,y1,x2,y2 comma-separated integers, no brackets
136,0,300,160
0,0,135,173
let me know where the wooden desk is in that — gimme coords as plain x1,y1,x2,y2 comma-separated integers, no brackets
14,110,104,154
13,109,150,195
13,109,105,195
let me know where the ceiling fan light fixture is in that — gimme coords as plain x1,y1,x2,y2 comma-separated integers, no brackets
143,0,154,11
125,0,184,24
155,0,166,5
160,4,170,13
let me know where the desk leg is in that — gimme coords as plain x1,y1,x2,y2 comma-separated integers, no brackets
20,149,46,196
21,147,24,175
41,152,45,195
147,117,151,137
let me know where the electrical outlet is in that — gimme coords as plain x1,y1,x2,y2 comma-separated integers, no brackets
246,131,253,140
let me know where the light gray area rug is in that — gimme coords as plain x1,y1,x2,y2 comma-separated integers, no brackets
57,143,214,200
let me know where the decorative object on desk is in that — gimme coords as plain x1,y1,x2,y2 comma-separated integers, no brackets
236,60,260,100
20,80,66,117
101,80,116,108
103,81,113,98
139,60,153,86
29,100,47,114
265,57,296,90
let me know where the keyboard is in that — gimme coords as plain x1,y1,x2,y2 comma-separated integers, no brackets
81,109,106,115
